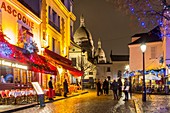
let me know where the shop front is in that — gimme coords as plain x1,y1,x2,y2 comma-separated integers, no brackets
43,48,84,95
0,31,58,105
130,69,167,94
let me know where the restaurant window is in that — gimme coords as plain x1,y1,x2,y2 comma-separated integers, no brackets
0,66,13,83
71,58,76,66
21,70,27,84
42,73,47,89
14,68,21,84
27,71,32,83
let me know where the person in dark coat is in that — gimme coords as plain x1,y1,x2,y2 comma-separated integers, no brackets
117,77,123,98
112,80,118,100
48,77,54,100
123,78,129,101
103,79,109,95
96,79,101,96
63,79,68,97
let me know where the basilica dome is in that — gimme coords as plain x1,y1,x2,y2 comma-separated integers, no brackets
73,15,94,48
73,15,94,58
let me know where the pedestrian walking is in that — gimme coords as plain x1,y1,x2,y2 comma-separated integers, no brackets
96,79,102,96
123,78,129,101
48,77,54,100
117,77,123,98
111,80,118,100
103,79,109,95
63,79,69,97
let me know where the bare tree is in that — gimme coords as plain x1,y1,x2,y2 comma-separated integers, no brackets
106,0,170,29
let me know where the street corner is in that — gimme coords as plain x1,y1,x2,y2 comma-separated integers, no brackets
133,98,142,113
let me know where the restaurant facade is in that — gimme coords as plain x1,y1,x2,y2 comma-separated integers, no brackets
128,25,170,93
0,0,83,104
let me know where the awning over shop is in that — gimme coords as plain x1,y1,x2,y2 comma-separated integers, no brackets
44,48,72,65
25,53,58,75
61,62,84,77
44,48,84,77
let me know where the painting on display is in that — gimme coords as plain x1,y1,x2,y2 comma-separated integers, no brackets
17,24,39,53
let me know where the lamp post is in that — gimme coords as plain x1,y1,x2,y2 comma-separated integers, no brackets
140,43,147,102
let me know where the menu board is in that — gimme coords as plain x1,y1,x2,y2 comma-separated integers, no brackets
31,82,44,95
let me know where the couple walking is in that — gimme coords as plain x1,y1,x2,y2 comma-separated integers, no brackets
48,77,69,100
111,78,129,101
111,78,122,100
96,79,109,96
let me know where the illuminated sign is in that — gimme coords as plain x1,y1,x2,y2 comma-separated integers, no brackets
0,60,28,70
0,2,34,28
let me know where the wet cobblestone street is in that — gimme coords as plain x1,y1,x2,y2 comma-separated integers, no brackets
133,94,170,113
13,90,136,113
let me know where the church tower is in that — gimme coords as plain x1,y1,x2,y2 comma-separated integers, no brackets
95,38,106,63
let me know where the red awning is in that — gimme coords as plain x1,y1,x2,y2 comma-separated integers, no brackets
69,70,84,77
45,48,72,65
0,32,57,74
26,53,57,74
44,48,84,77
61,62,84,77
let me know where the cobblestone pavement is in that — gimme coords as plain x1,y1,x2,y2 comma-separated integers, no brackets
133,94,170,113
13,90,136,113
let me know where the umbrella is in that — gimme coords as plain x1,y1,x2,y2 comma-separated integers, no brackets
145,73,161,80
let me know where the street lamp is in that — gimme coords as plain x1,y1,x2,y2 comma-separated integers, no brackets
140,43,147,102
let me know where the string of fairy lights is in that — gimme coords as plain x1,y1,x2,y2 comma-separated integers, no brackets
127,0,170,38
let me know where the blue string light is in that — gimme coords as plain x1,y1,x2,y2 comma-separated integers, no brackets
0,42,12,57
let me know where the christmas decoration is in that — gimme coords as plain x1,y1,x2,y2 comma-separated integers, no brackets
108,0,170,33
17,26,39,53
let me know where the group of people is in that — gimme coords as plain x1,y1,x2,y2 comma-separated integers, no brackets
48,77,69,101
96,78,130,101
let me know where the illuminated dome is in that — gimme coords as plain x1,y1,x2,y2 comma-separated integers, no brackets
73,15,94,58
95,38,106,63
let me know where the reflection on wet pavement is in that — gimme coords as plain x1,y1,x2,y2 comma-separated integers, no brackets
14,90,136,113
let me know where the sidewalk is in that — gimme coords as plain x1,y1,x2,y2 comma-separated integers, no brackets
133,94,170,113
0,90,88,113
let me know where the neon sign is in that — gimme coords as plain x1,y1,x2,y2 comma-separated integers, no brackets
1,2,34,29
0,60,28,70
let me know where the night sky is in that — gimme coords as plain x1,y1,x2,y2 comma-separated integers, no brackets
73,0,147,60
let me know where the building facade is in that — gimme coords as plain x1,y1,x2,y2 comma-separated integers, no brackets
110,53,129,80
0,0,83,94
0,0,46,90
128,26,169,91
